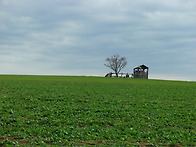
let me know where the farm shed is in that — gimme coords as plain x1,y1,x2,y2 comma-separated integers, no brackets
133,65,149,79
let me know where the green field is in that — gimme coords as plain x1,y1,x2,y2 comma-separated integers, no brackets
0,75,195,146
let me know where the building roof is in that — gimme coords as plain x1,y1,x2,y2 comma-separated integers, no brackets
134,64,148,69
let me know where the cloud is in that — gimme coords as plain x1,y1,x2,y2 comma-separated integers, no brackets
0,0,196,80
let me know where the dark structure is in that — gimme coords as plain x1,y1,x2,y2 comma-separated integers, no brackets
133,65,149,79
105,72,131,78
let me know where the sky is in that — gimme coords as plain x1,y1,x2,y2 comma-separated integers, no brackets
0,0,196,81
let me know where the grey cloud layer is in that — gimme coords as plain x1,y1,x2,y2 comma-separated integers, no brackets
0,0,196,80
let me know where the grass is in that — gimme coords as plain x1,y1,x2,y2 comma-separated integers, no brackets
0,75,195,146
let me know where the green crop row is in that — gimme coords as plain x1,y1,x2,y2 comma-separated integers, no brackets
0,75,195,146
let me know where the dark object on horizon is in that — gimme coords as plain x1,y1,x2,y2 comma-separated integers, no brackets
105,72,131,78
133,65,149,79
104,54,127,77
105,72,112,77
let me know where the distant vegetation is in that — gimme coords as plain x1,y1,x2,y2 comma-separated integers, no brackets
0,75,195,146
104,54,127,77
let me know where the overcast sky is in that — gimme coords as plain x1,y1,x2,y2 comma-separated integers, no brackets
0,0,196,81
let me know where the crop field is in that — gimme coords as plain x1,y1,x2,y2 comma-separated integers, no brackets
0,75,195,146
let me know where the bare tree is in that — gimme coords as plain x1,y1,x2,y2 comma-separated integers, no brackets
104,54,127,77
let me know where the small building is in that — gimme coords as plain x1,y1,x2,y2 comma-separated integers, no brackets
133,65,149,79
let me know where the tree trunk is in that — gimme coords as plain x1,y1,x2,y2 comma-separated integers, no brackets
115,72,118,77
